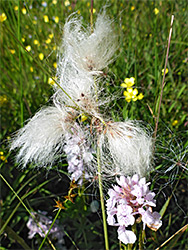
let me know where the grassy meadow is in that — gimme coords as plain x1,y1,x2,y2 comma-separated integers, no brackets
0,0,188,249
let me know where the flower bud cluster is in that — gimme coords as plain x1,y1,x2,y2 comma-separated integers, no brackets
106,174,162,245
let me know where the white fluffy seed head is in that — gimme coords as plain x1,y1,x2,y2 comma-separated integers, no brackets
61,12,118,75
99,120,153,177
10,106,75,168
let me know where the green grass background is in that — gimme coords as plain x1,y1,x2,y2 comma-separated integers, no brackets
0,0,187,249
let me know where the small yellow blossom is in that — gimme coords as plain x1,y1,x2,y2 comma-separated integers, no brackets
25,25,29,29
54,16,59,23
64,0,70,6
0,155,7,163
34,39,39,45
162,68,168,75
123,88,138,102
48,77,57,85
53,62,57,68
154,8,159,15
43,15,49,23
77,10,81,15
33,20,37,25
22,8,27,15
131,6,135,11
45,38,51,44
26,45,31,51
30,66,34,72
87,2,90,7
121,77,135,88
172,120,178,126
90,8,96,13
39,53,44,60
22,37,25,42
0,95,8,105
45,45,48,49
137,93,144,100
0,152,7,163
53,45,57,50
14,6,18,11
52,0,57,4
0,13,7,22
10,49,15,54
49,33,54,39
81,114,88,122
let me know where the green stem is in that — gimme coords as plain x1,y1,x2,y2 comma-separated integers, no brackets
17,0,23,126
97,145,109,250
38,208,62,250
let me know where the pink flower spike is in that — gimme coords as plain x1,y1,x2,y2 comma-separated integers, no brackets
118,226,137,244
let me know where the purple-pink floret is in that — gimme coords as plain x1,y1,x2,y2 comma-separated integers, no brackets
106,174,162,245
27,211,65,245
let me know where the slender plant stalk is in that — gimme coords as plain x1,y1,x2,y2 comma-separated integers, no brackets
155,224,188,250
97,145,109,250
17,0,23,127
38,208,62,250
90,0,94,33
153,15,174,139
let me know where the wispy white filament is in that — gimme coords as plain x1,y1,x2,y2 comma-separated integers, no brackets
10,106,73,167
99,120,153,177
60,12,118,75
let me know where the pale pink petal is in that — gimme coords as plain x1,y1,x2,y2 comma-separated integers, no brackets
118,226,136,244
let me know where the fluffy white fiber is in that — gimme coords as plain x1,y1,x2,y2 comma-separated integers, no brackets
99,120,153,177
61,12,118,75
10,106,73,168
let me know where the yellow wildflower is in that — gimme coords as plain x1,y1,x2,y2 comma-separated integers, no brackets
90,8,96,13
154,8,159,15
131,6,135,11
53,45,57,50
30,66,34,72
162,68,168,75
48,77,57,85
123,88,138,102
172,120,178,126
25,25,29,29
22,8,27,15
14,6,18,11
54,16,59,23
43,15,49,23
0,13,7,22
45,38,51,44
22,37,25,42
25,45,31,52
87,2,90,7
10,49,15,54
49,33,54,39
121,77,135,88
77,10,81,15
64,0,70,6
39,53,44,60
137,93,144,100
81,114,88,122
53,62,57,68
33,20,37,25
52,0,57,4
0,95,8,105
34,39,39,45
0,152,3,155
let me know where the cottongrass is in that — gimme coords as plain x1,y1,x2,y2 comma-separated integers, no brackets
99,120,153,178
61,12,118,76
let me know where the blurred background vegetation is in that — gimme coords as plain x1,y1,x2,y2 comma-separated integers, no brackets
0,0,187,249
